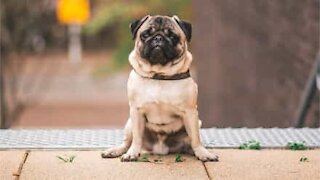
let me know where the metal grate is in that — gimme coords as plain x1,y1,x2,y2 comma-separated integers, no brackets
0,128,319,149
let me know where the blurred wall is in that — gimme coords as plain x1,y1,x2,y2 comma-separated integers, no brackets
194,0,319,127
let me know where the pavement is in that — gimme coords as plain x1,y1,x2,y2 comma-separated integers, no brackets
1,149,319,180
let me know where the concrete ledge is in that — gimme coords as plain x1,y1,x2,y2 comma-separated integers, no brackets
20,151,209,180
1,149,318,180
0,151,27,179
206,149,320,180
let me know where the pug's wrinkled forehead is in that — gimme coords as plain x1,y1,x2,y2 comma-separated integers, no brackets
130,15,192,42
146,16,176,30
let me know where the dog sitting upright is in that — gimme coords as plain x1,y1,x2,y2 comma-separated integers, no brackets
102,15,218,162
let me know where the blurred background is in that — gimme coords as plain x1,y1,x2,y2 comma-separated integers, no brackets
0,0,319,129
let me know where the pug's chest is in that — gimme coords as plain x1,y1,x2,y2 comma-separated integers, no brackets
132,83,185,107
127,70,196,127
128,72,193,110
131,81,186,125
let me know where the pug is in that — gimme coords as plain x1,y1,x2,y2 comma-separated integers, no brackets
101,15,218,162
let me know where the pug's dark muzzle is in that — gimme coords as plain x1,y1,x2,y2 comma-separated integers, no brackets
141,33,180,65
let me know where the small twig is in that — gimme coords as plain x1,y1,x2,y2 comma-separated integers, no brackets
12,151,30,179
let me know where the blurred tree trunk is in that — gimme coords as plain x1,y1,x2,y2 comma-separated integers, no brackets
194,0,319,127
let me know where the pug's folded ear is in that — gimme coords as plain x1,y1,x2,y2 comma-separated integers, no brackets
172,15,192,42
130,15,150,40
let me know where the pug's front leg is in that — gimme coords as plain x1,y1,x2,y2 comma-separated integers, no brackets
183,109,219,162
121,108,145,162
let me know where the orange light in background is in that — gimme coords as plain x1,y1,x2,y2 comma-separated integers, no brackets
57,0,90,25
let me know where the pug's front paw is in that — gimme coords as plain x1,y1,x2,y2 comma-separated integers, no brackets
120,148,140,162
194,146,219,162
121,152,140,162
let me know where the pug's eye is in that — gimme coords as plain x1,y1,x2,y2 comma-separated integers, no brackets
169,32,180,45
169,32,177,39
140,31,150,39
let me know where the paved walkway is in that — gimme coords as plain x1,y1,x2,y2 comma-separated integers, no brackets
5,52,129,128
1,149,319,180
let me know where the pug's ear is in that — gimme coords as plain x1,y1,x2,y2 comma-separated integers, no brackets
130,15,150,40
172,15,192,42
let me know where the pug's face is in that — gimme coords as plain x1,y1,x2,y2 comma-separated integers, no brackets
130,15,192,65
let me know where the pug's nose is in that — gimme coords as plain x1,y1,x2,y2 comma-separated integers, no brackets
154,35,163,42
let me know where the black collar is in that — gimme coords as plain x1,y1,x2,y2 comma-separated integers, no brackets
152,70,191,80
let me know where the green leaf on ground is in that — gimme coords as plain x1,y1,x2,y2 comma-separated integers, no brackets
56,155,77,163
56,156,68,163
69,155,76,162
175,153,184,162
239,140,261,150
287,141,307,150
138,154,150,162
